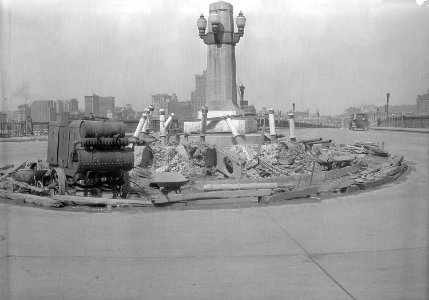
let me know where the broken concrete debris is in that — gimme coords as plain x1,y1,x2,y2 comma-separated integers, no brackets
0,135,407,209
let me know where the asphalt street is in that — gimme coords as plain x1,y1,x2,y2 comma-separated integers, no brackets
0,128,428,299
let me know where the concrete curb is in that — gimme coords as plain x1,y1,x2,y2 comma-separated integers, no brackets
371,127,429,133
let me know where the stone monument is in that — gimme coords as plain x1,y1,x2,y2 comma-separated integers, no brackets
184,1,257,134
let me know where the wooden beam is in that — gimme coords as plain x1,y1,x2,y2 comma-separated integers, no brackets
153,189,273,204
261,186,319,203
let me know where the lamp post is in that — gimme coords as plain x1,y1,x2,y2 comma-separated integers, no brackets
386,92,390,127
239,84,245,109
386,92,390,124
376,107,380,127
197,2,246,115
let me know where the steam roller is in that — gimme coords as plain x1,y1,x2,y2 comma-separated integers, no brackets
47,120,134,198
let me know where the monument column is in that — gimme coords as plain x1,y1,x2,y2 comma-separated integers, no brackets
197,1,246,117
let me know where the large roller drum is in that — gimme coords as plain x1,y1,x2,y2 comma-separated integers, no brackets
79,121,126,138
74,148,134,173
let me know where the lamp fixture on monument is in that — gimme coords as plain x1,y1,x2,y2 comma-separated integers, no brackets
185,1,257,134
195,1,248,117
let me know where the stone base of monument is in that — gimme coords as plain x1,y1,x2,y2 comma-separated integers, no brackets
183,133,269,146
184,118,257,135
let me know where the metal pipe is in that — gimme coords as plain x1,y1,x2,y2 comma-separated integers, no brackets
288,111,296,142
200,106,208,142
268,108,276,142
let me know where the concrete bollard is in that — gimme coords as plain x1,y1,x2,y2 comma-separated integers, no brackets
128,111,148,148
288,111,296,142
140,109,150,137
143,105,154,136
200,106,208,142
133,112,148,140
164,113,175,144
224,115,246,144
164,113,174,130
268,108,276,142
159,109,166,146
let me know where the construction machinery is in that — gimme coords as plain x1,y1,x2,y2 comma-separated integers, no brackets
47,120,134,197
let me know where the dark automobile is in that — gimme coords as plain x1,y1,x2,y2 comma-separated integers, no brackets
349,113,370,131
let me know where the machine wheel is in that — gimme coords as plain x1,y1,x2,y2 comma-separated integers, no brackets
49,168,67,195
119,171,130,199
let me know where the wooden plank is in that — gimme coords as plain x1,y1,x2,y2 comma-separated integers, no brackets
201,182,293,191
195,160,363,187
325,160,363,180
261,186,319,203
0,189,153,207
0,189,55,207
0,164,13,171
52,194,153,207
0,161,28,182
187,197,259,206
153,189,273,204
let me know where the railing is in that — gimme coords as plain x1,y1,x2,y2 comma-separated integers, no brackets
380,116,429,128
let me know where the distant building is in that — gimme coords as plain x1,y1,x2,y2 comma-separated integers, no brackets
99,96,115,117
31,100,56,122
170,100,192,121
294,110,310,121
64,98,78,113
344,107,361,116
258,107,267,116
115,104,135,121
360,104,378,113
416,90,429,115
152,93,173,118
17,104,31,122
190,70,207,118
84,94,100,116
54,100,64,114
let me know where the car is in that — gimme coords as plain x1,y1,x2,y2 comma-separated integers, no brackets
349,113,370,131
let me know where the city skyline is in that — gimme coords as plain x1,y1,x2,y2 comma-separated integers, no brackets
1,0,429,115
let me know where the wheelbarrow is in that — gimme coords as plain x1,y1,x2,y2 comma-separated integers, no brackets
151,172,189,194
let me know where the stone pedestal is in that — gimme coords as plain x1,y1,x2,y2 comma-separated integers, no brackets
184,118,257,134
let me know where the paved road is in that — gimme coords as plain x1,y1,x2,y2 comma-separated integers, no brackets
0,128,428,299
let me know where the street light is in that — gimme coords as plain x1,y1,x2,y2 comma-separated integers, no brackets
197,9,246,44
386,92,390,117
386,92,390,126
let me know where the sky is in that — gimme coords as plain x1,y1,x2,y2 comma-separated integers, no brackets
1,0,428,115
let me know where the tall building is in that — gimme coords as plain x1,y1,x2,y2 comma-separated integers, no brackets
416,90,429,115
84,94,100,116
152,93,172,118
17,104,31,122
64,98,78,113
31,100,56,122
54,100,64,114
69,98,78,112
99,96,115,117
190,70,206,118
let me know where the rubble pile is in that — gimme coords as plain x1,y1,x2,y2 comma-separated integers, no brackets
223,142,325,178
138,142,217,179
